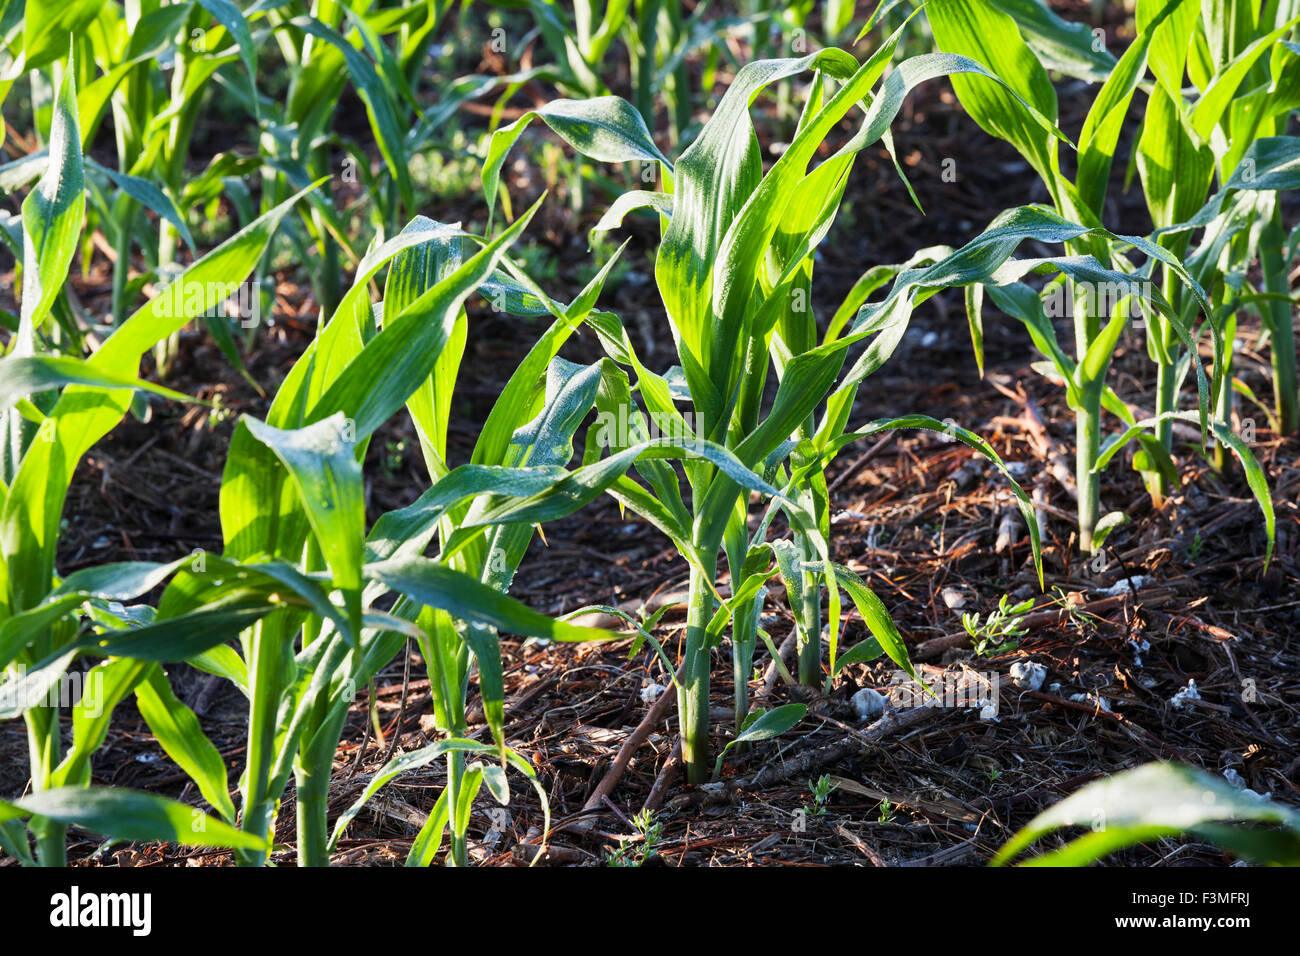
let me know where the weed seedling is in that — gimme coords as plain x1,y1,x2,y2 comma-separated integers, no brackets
964,595,1034,657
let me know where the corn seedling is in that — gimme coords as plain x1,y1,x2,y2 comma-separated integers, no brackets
484,20,1076,781
898,0,1278,558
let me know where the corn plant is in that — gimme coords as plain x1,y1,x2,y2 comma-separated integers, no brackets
1,186,598,866
479,19,1102,781
0,56,318,865
1126,0,1300,472
994,762,1300,866
904,0,1277,556
320,226,824,853
167,200,621,867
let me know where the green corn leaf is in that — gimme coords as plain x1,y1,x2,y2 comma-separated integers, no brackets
482,96,671,229
50,657,150,788
0,646,79,719
197,0,259,116
589,190,673,240
244,413,365,640
712,703,806,779
1138,0,1199,98
831,637,886,675
19,2,102,72
86,157,195,253
0,787,264,850
18,51,83,346
0,355,196,414
989,0,1117,81
309,199,542,441
0,557,192,670
85,604,280,661
405,788,451,867
365,557,616,644
1137,84,1215,230
1076,27,1152,214
993,762,1300,866
925,0,1061,186
328,738,495,848
288,15,413,210
366,464,569,564
134,664,237,823
830,563,920,685
1190,15,1300,141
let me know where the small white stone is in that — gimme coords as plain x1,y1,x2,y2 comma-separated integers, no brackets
1095,575,1148,597
1169,679,1201,710
640,682,665,703
1223,768,1246,789
1009,661,1047,692
941,587,968,610
978,698,1000,721
832,509,868,525
1047,682,1062,694
851,687,887,721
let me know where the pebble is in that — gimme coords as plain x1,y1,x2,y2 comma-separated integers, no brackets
940,587,968,610
851,687,887,721
1095,575,1148,597
640,682,665,703
1009,660,1047,692
1169,679,1201,710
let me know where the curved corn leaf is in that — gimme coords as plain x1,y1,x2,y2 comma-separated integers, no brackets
0,355,195,414
365,557,615,644
133,664,237,823
287,15,412,210
327,737,493,849
18,50,83,346
0,787,263,850
993,762,1300,866
244,413,365,639
482,96,671,229
712,703,806,779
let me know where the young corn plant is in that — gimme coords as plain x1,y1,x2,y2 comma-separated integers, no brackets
0,57,318,865
910,0,1274,556
74,206,751,866
193,200,618,866
321,226,816,856
2,196,632,865
1128,0,1300,472
484,23,1077,781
